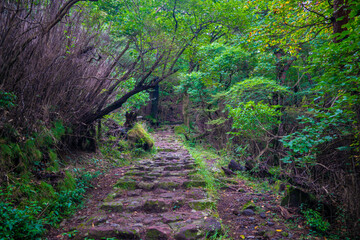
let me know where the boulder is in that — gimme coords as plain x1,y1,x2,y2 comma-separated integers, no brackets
228,160,245,172
145,226,171,240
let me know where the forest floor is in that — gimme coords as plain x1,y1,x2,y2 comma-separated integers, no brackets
47,126,313,240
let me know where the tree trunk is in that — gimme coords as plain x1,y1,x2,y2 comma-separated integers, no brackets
333,0,350,42
182,90,190,129
150,84,160,123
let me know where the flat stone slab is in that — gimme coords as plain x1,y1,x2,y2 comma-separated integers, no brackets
158,181,181,190
183,180,207,188
79,226,140,240
143,199,167,213
188,199,215,211
100,201,123,212
145,225,172,240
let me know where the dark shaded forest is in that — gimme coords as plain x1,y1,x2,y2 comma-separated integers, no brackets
0,0,359,239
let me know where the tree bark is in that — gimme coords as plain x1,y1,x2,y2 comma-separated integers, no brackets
333,0,350,42
150,84,160,122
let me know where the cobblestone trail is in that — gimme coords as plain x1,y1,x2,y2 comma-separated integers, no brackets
76,128,221,240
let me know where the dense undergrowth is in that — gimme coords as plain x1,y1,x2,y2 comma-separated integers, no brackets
0,117,155,239
175,126,355,240
0,168,100,239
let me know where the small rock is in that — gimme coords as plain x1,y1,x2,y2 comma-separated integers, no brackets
249,217,255,221
203,217,222,236
137,181,155,190
233,210,240,215
143,199,167,213
228,160,245,172
242,209,255,216
100,201,123,212
145,226,171,240
59,219,66,227
259,212,266,219
267,221,275,226
263,230,275,238
175,224,202,240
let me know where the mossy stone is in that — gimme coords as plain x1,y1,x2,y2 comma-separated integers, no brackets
164,165,183,171
241,200,256,210
189,174,203,181
125,171,146,176
183,180,206,188
145,227,170,240
100,201,123,212
127,123,154,151
281,186,317,208
175,225,203,240
263,230,275,238
137,181,155,190
158,181,180,190
115,178,137,190
143,199,167,213
188,199,215,210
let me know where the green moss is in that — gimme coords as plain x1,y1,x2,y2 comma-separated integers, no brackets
137,181,155,190
241,200,256,211
37,181,56,201
158,181,180,190
115,178,137,190
127,123,154,151
57,171,76,191
48,150,60,171
174,125,188,135
100,201,124,212
188,199,215,210
118,139,130,151
183,180,207,188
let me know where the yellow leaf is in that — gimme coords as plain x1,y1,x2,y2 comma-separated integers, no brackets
276,229,282,232
240,235,245,239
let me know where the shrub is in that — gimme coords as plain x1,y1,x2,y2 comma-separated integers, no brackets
0,170,100,239
302,207,330,233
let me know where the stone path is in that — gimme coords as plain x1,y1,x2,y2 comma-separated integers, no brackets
76,128,221,240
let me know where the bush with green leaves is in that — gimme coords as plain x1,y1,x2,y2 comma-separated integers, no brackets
228,101,282,140
302,207,330,234
0,120,66,174
0,91,16,109
281,105,353,167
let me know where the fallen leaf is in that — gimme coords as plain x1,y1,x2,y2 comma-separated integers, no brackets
240,235,245,239
276,229,282,232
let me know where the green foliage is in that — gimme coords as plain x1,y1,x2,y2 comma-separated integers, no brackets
174,125,188,135
302,207,330,234
57,171,76,191
223,77,291,105
281,106,353,166
228,101,282,139
0,90,16,109
0,170,100,239
0,120,66,174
